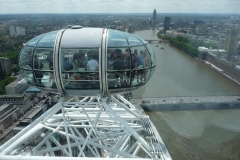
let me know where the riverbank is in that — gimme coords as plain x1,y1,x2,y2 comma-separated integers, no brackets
197,59,240,86
155,30,240,88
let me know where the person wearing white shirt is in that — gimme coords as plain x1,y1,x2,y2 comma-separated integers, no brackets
87,55,99,71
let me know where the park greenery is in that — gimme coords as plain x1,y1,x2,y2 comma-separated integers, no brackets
0,76,17,95
157,30,218,57
1,50,19,64
0,49,20,95
0,70,17,95
0,34,22,92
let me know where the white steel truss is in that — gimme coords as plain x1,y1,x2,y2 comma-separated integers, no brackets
0,94,171,160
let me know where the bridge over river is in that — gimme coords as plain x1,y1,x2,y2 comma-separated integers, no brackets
130,96,240,111
144,39,169,43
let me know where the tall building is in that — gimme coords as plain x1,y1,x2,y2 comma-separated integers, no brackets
224,28,239,56
16,26,25,36
128,25,133,32
164,17,171,34
9,26,25,36
152,9,157,28
9,26,16,36
0,57,12,75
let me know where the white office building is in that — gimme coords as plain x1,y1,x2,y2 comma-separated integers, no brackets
9,26,16,36
16,26,25,36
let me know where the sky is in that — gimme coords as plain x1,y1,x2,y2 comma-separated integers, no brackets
0,0,240,14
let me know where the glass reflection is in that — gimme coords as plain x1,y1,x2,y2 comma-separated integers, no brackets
125,33,144,46
37,31,58,47
33,71,56,88
19,46,34,69
20,69,36,84
131,46,151,67
149,66,155,80
108,71,131,88
34,48,54,71
131,47,151,86
25,35,42,46
143,68,152,83
145,44,156,66
107,29,128,47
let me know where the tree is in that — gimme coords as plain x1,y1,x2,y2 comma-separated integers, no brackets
12,66,20,73
0,76,17,95
0,71,7,80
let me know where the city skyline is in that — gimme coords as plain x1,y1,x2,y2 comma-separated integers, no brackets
0,0,240,14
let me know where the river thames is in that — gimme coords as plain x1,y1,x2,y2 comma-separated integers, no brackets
133,29,240,160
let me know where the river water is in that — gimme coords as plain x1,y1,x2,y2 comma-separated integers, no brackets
133,30,240,160
133,30,240,98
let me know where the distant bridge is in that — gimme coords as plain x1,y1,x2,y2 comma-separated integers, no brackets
131,96,240,105
144,39,169,43
130,96,240,111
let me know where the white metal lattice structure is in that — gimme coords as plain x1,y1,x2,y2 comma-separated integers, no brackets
0,94,171,160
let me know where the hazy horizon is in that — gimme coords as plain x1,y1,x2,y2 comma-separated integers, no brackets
0,13,240,16
0,0,239,14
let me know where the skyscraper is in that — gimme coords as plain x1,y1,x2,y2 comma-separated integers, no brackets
164,17,171,34
152,9,157,28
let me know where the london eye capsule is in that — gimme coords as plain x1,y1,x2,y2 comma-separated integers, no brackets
19,26,156,96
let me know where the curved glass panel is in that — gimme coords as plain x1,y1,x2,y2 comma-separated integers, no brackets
131,46,151,69
25,35,43,46
144,50,151,68
61,48,100,90
145,43,156,66
125,33,144,46
107,47,131,88
33,71,44,85
143,68,152,84
108,71,131,88
149,66,155,80
34,71,56,88
107,29,128,47
20,69,36,84
34,48,54,71
137,36,148,45
19,46,34,69
37,31,58,47
130,46,150,86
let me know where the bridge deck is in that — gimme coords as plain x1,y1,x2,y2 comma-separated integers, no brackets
130,96,240,105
